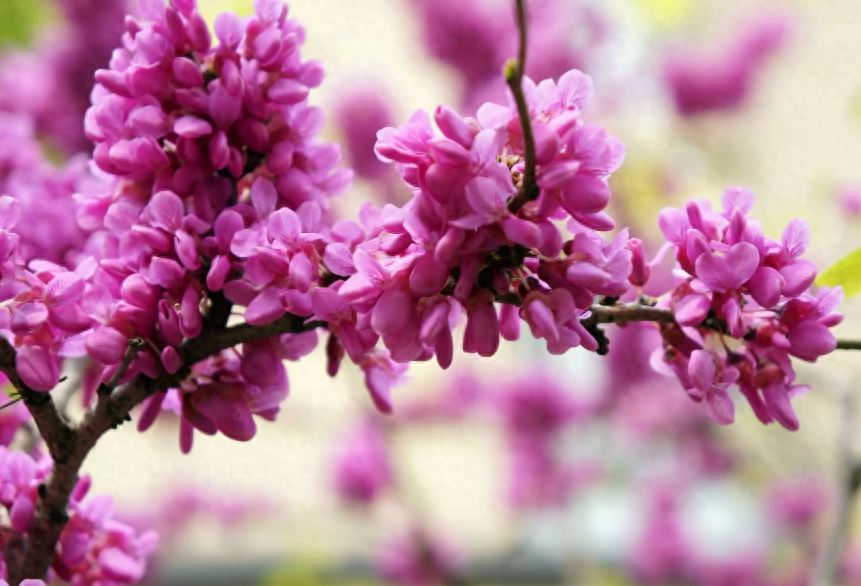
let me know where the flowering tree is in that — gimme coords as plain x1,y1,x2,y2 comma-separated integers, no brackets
0,0,852,585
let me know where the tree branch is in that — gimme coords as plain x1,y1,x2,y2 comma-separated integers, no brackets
3,292,860,583
3,312,327,584
505,0,539,214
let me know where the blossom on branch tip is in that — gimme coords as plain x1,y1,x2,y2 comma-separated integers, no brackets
654,187,840,429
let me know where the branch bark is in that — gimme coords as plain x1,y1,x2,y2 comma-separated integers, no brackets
505,0,539,214
0,313,326,584
1,295,860,584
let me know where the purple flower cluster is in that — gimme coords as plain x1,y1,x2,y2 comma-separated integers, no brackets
0,450,157,584
137,334,315,453
20,0,351,446
494,374,597,509
0,113,91,264
654,187,842,429
330,420,392,505
663,13,790,117
312,70,628,411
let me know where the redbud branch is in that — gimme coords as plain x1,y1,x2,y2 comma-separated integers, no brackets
581,302,677,328
98,338,144,396
505,0,539,214
514,0,527,78
1,313,327,584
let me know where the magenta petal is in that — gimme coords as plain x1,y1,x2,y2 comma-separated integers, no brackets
688,350,716,392
570,211,615,232
16,344,60,392
174,115,212,138
214,11,242,51
148,257,185,290
557,69,594,110
705,390,735,425
532,122,560,166
762,384,800,431
365,368,394,414
559,174,611,215
99,548,145,583
409,253,448,296
748,266,784,308
463,305,499,357
268,208,302,244
371,289,414,335
499,303,521,341
193,394,256,441
86,327,129,365
779,260,816,297
323,243,356,276
501,217,544,249
10,302,49,336
528,301,559,343
674,293,711,326
787,320,836,361
565,262,612,290
696,242,760,292
244,288,286,325
269,79,309,105
781,218,810,260
721,296,745,338
160,346,181,375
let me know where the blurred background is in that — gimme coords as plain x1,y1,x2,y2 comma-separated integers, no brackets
4,0,861,584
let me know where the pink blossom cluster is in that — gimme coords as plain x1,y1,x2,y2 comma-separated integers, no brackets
0,0,354,448
493,374,597,508
404,0,608,111
653,187,842,429
330,420,392,505
0,113,91,264
137,334,315,453
332,85,397,186
0,449,157,584
624,476,841,586
663,14,791,117
315,69,629,412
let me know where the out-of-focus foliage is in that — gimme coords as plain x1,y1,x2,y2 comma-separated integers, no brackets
261,560,380,586
630,0,694,29
199,0,254,25
0,0,50,47
816,246,861,296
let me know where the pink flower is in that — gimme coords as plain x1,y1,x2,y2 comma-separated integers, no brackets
687,350,738,425
331,421,392,504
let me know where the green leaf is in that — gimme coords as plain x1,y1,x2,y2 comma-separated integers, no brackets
816,246,861,296
0,0,50,48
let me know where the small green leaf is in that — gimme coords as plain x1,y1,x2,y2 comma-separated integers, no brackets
0,0,50,48
816,246,861,296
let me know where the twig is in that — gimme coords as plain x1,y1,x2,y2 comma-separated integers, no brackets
505,0,539,214
2,290,861,583
97,338,144,397
581,302,678,328
810,389,861,586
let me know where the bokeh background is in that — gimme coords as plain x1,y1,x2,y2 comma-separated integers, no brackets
4,0,861,584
